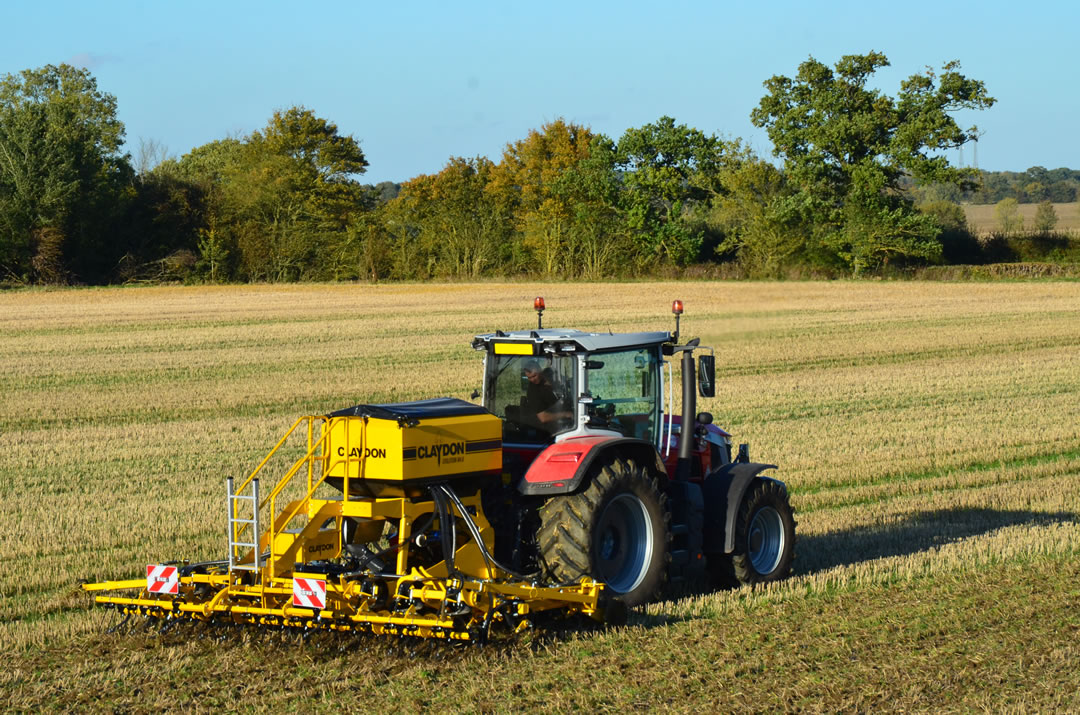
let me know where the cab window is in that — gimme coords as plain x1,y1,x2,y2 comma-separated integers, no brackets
486,354,576,443
585,348,660,442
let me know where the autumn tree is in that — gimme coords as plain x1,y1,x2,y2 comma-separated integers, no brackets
391,157,510,278
752,52,995,273
490,119,600,276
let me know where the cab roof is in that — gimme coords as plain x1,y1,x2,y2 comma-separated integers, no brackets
472,328,673,353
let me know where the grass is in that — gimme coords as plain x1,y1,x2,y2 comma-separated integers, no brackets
2,281,1079,710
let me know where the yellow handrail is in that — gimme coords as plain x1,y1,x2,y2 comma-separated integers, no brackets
230,415,329,544
266,432,334,578
229,414,375,580
262,416,368,579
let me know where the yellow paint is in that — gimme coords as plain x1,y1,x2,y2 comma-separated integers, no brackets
493,341,535,355
322,412,502,483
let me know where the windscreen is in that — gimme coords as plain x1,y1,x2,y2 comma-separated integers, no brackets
585,348,661,443
485,354,576,443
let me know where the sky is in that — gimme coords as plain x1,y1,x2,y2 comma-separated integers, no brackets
3,0,1078,185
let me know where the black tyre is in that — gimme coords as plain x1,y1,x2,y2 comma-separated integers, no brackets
537,457,669,608
723,479,796,586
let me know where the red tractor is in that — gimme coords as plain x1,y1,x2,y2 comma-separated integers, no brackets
474,298,795,606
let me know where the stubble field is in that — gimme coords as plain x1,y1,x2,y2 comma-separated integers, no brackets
964,201,1080,235
2,281,1079,711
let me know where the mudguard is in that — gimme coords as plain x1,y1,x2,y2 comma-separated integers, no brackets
518,436,666,496
701,462,780,553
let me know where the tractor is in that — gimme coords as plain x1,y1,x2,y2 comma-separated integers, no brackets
83,299,795,641
471,297,795,607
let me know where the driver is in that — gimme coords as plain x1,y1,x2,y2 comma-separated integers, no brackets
522,359,572,427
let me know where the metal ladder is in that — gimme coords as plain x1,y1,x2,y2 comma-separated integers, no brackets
226,477,262,572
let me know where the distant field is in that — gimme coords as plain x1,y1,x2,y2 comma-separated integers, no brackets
2,282,1079,710
964,201,1080,234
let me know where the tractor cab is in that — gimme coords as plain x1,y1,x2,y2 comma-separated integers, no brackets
472,327,670,448
471,297,729,486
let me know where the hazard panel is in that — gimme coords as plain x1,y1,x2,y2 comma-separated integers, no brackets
292,575,327,610
146,564,179,595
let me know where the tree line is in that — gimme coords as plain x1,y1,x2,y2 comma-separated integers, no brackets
910,167,1080,205
4,53,1046,285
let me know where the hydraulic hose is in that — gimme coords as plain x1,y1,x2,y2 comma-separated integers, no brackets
429,485,458,576
435,484,540,582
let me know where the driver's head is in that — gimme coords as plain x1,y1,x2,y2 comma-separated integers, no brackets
522,359,544,384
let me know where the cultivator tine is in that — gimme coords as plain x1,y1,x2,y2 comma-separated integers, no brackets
105,613,131,635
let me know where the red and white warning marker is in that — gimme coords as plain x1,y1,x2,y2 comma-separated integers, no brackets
292,576,327,610
146,564,179,595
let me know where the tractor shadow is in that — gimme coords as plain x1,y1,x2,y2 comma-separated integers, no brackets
795,506,1078,576
638,506,1078,628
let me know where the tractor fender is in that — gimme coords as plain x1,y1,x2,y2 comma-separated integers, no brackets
519,436,665,497
701,462,780,553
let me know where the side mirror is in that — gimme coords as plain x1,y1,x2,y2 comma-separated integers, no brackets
698,355,715,398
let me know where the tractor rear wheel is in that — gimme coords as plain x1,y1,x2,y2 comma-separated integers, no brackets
537,457,669,608
718,479,796,586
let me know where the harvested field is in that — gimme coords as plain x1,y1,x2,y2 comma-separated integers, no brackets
964,201,1080,235
2,281,1079,711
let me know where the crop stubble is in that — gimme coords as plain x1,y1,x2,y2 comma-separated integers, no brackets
1,281,1078,708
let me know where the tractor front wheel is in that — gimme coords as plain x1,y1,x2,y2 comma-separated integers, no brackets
537,457,669,608
723,479,796,586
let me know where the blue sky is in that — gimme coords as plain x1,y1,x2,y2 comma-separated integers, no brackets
3,1,1076,184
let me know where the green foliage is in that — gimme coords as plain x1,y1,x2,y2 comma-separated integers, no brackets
392,157,510,279
1033,200,1058,233
995,198,1022,234
0,58,1042,284
917,200,967,233
489,119,600,276
177,107,368,281
196,228,229,282
0,64,132,283
912,167,1080,206
114,158,208,281
711,150,809,276
917,199,982,264
752,52,994,274
338,208,393,281
553,136,634,278
615,116,727,266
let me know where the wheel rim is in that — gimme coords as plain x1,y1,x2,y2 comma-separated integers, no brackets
594,493,653,594
748,506,785,576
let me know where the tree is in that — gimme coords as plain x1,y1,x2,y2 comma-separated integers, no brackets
615,116,728,266
1033,200,1058,233
995,197,1022,234
751,52,995,274
392,157,510,278
0,64,132,282
552,135,633,278
489,119,598,275
918,199,980,264
177,107,368,281
711,148,809,277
